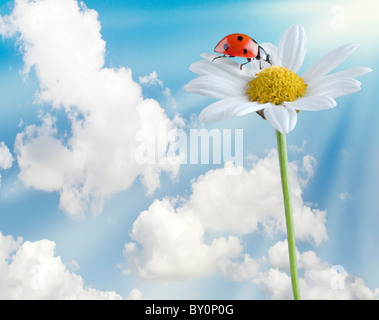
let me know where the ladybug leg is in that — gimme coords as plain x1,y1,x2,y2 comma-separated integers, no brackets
212,55,227,62
258,46,273,68
240,58,251,70
267,54,272,65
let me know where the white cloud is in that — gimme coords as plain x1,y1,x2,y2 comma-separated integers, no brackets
0,142,13,185
0,142,12,170
1,0,182,218
267,240,327,271
255,240,379,300
188,149,327,245
289,139,307,154
139,71,163,87
124,198,244,281
162,86,178,110
0,232,122,299
125,150,327,281
127,288,144,300
298,155,317,186
218,254,260,282
339,192,353,201
139,71,178,110
65,260,80,272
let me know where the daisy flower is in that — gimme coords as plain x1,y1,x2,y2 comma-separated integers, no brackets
185,25,371,134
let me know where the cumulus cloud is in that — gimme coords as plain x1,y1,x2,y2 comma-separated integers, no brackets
0,232,122,299
139,71,178,110
255,240,379,300
1,0,182,218
0,142,13,185
124,198,245,281
0,142,12,170
139,71,163,87
124,150,327,281
218,254,260,282
187,149,327,245
127,288,144,300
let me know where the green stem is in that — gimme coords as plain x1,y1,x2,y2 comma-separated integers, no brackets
276,130,301,300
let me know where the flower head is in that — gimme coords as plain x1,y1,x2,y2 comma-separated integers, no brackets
246,65,308,105
185,25,371,134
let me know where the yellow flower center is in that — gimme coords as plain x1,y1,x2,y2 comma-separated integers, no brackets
246,66,307,105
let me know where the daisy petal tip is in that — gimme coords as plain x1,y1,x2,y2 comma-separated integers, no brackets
351,43,359,50
264,105,297,135
188,61,200,73
200,53,219,62
345,43,359,56
198,110,209,122
279,24,307,73
286,24,305,34
184,81,194,93
293,24,306,35
183,83,190,92
330,97,337,108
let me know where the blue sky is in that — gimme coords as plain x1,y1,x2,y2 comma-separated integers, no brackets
0,0,378,299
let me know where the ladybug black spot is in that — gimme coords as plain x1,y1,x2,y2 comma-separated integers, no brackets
238,36,243,41
243,48,247,54
223,43,228,51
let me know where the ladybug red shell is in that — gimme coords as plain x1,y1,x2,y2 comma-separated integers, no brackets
213,33,272,70
214,33,259,59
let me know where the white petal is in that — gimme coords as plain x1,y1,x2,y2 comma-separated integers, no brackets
285,96,336,111
301,43,358,82
185,75,245,99
201,53,255,78
199,96,262,122
307,78,361,98
278,25,307,73
264,105,298,134
307,67,372,88
259,43,280,66
227,101,266,118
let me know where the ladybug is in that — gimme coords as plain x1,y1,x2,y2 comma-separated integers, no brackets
213,33,272,70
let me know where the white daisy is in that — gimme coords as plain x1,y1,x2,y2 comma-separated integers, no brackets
185,25,371,134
